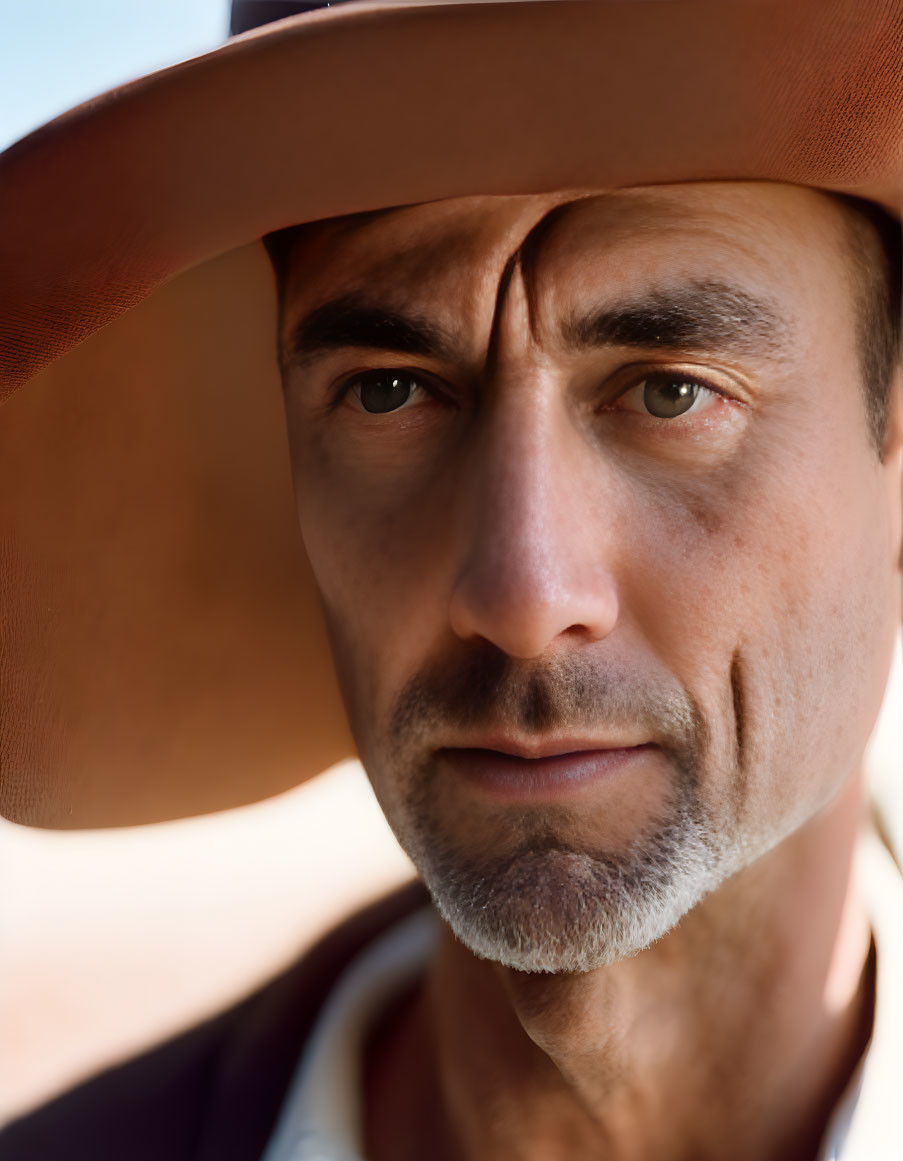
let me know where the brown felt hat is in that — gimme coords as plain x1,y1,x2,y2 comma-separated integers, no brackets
1,0,901,828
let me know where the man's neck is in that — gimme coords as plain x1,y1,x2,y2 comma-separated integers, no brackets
365,774,875,1161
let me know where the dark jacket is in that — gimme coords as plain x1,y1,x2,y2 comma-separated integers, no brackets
0,880,429,1161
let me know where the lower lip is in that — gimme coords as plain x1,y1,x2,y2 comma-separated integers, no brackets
438,745,656,803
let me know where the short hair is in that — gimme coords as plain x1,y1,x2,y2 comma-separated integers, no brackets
264,193,901,453
831,193,901,452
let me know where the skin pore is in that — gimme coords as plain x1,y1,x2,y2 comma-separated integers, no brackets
276,185,903,1161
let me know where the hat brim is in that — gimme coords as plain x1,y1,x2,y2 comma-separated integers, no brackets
1,0,901,827
2,0,901,397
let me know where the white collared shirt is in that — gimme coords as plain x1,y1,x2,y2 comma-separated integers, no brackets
262,829,903,1161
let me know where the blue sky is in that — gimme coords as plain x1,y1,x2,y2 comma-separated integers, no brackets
1,0,230,151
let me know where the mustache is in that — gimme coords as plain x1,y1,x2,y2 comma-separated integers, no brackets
389,640,705,757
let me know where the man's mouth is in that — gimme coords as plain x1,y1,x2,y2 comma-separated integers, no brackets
435,740,659,803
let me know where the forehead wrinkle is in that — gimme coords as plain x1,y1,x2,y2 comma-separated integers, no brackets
346,231,464,292
478,198,603,373
492,192,689,353
288,189,809,376
314,210,567,374
517,199,592,343
483,249,523,378
289,195,609,363
288,208,477,306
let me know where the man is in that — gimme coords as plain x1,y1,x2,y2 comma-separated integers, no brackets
261,181,902,1161
0,3,901,1160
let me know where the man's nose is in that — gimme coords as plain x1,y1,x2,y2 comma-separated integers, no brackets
447,400,620,660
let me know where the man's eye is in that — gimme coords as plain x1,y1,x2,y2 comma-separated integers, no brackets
622,373,715,419
347,369,426,414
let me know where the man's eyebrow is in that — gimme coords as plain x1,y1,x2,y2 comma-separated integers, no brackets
287,293,454,367
286,281,792,369
561,280,792,360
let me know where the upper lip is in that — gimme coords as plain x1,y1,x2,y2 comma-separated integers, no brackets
436,735,652,760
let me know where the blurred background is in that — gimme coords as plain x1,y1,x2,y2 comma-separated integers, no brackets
0,0,413,1126
1,0,229,151
0,0,900,1132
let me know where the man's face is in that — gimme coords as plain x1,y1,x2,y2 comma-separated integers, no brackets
279,184,902,972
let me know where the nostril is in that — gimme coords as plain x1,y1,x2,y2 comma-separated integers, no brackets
448,562,619,660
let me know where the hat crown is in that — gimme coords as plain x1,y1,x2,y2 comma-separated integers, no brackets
230,0,353,36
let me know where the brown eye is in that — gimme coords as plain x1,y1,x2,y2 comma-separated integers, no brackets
639,375,702,418
350,370,423,414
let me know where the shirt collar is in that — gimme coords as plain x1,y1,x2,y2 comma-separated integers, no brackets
262,828,902,1161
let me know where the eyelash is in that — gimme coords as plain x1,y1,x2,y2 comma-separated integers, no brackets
608,370,729,418
330,365,735,418
329,367,443,412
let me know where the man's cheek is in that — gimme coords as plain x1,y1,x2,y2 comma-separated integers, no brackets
299,510,425,736
616,467,845,790
712,500,893,825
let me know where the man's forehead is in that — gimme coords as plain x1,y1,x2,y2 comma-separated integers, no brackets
282,183,846,310
277,183,877,393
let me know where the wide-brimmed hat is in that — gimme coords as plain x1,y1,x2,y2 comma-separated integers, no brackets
1,0,901,828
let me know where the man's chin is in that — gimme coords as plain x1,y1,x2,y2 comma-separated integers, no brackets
410,829,731,974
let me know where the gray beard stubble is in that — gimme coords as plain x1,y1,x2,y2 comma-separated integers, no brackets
378,643,740,974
